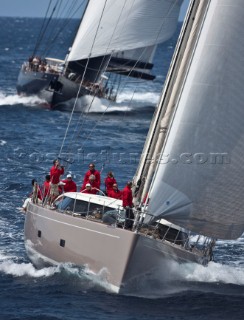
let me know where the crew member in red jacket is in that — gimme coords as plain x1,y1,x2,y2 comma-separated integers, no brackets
60,174,77,193
80,183,94,194
50,159,64,203
108,183,122,199
104,171,117,195
83,163,101,190
122,181,133,207
122,181,134,229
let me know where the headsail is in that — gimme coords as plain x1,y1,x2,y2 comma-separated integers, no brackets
67,0,183,61
145,0,244,240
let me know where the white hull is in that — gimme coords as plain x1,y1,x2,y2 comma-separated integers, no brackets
25,202,206,293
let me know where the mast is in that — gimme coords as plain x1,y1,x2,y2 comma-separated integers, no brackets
133,0,210,205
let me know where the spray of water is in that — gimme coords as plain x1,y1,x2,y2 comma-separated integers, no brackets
0,91,46,107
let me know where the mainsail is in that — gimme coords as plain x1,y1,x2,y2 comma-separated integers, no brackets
144,0,244,240
67,0,183,61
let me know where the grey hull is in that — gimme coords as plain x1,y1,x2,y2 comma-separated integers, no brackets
16,69,92,110
25,202,204,293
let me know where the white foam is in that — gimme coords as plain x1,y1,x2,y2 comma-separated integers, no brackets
81,265,117,293
177,261,244,285
0,89,158,111
116,90,160,105
0,92,46,106
65,95,132,113
0,255,115,292
0,140,7,146
0,257,58,278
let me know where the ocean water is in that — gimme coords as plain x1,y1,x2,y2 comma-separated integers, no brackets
0,17,244,320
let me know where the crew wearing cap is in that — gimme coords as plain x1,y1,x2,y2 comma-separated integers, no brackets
60,173,77,193
80,183,94,194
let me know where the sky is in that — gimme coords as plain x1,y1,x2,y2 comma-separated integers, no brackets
0,0,190,20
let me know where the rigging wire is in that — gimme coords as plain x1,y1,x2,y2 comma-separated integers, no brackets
40,0,65,56
32,0,53,56
60,43,150,170
42,0,86,57
58,0,179,171
58,0,149,164
59,0,109,160
76,47,152,146
32,0,60,56
60,0,130,156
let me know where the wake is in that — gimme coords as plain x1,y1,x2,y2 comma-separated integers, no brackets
0,91,46,106
178,260,244,285
0,252,115,293
1,247,244,297
0,253,58,278
0,90,159,113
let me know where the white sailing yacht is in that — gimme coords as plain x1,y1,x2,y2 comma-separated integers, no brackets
24,0,244,293
16,0,183,110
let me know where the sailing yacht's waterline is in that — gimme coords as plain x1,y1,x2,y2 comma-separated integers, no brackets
24,0,244,293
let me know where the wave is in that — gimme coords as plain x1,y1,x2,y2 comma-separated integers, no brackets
71,95,133,113
1,244,244,297
0,140,7,146
0,260,58,278
122,260,244,298
57,94,156,116
55,95,134,113
116,90,160,105
178,261,244,285
0,250,114,293
0,91,46,106
0,89,159,115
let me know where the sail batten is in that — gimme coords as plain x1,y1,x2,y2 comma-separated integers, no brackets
68,0,183,61
146,0,244,240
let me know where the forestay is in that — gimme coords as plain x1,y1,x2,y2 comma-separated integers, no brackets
67,0,183,61
146,0,244,240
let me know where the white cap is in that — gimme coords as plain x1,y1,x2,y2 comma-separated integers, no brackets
86,183,91,187
67,174,72,178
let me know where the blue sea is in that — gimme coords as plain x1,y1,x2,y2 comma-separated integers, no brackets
0,17,244,320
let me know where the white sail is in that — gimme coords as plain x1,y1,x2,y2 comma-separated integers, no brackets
68,0,183,61
146,0,244,240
